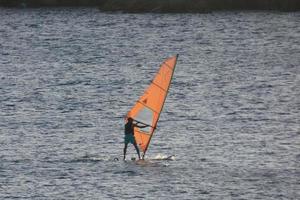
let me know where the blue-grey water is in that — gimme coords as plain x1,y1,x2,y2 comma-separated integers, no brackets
0,8,299,199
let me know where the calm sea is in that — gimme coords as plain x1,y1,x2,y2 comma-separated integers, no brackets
0,8,299,199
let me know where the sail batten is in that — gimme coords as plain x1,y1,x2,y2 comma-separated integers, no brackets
137,101,159,114
163,62,175,70
126,54,178,158
151,81,168,92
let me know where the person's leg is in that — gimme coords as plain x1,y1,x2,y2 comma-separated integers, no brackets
123,143,128,160
133,142,141,159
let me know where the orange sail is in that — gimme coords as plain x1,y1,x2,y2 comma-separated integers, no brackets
126,54,178,158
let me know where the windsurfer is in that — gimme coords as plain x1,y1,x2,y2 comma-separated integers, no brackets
123,117,149,160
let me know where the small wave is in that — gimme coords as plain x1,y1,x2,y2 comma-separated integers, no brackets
26,24,39,28
113,170,138,176
295,154,300,161
69,155,114,163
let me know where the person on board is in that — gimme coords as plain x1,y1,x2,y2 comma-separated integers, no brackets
123,117,149,160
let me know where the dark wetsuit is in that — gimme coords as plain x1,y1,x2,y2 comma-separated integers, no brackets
124,121,135,144
125,121,134,135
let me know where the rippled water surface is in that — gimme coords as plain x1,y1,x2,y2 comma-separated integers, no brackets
0,8,299,199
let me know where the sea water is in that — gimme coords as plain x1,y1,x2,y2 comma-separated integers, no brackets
0,8,299,199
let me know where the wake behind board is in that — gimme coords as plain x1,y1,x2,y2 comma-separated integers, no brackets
114,155,175,162
149,154,175,161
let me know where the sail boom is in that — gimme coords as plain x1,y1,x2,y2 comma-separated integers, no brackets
132,119,156,129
